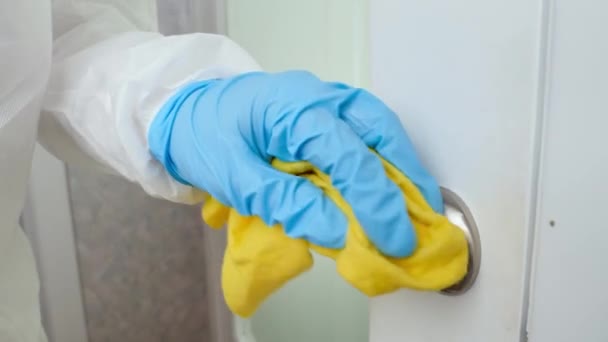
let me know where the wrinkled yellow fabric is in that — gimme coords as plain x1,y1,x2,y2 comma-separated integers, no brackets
202,156,469,317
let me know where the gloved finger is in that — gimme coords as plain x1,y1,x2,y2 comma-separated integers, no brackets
337,88,444,214
269,109,417,258
231,154,348,249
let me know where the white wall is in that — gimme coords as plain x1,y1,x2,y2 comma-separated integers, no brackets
227,0,369,86
526,1,608,341
226,1,370,341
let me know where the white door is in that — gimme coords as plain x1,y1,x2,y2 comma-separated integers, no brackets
228,1,541,339
369,1,608,341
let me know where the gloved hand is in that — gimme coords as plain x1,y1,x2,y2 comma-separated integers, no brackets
148,71,442,257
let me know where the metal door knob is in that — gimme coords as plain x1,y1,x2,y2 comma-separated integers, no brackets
439,188,482,295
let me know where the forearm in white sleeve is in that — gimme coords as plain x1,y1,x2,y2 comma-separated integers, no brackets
40,0,262,204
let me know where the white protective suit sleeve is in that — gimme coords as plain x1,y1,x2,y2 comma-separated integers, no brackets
40,0,262,204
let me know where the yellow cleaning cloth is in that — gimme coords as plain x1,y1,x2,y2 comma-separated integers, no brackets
202,156,469,317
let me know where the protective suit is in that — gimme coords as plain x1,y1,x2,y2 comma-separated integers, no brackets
1,0,443,340
1,1,259,340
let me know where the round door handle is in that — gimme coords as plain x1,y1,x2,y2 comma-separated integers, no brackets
439,188,482,295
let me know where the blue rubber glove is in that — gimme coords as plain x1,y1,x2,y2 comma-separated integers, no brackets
148,71,442,257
